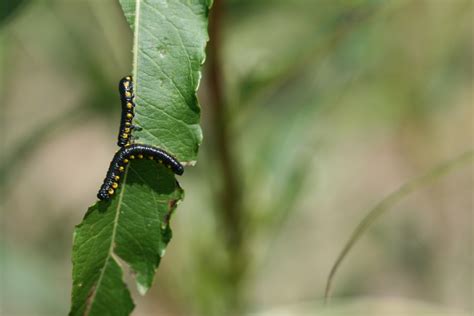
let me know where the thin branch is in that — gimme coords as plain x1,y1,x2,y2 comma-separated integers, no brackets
207,0,247,312
207,0,243,250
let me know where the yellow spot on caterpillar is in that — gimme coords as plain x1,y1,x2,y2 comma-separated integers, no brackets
124,128,131,133
148,156,154,160
123,81,130,89
125,122,131,126
126,113,133,119
123,159,129,164
159,160,163,164
108,188,115,195
125,91,132,98
167,165,171,169
114,176,120,181
122,133,129,139
138,154,144,159
112,182,118,189
119,166,125,172
130,155,135,159
126,76,131,80
126,102,133,109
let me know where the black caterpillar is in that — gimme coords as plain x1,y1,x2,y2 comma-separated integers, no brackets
97,144,184,200
117,76,135,147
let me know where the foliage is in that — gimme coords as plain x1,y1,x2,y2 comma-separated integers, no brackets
0,0,472,315
69,1,210,315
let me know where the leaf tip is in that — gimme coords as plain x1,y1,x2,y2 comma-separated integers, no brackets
136,282,150,296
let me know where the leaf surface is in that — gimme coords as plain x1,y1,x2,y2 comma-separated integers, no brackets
70,1,210,315
125,0,210,162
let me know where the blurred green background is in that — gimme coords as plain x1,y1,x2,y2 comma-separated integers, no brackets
0,0,472,315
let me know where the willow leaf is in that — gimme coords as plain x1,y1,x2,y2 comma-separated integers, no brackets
70,1,210,315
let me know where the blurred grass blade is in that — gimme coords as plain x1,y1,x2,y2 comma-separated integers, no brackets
70,1,210,315
0,0,27,26
0,106,87,193
324,150,474,303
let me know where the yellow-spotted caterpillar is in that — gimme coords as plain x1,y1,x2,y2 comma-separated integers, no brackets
117,76,135,147
97,144,184,200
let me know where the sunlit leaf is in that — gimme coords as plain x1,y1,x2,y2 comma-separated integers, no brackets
69,1,210,315
122,0,210,162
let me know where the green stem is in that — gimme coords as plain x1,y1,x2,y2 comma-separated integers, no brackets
208,0,246,313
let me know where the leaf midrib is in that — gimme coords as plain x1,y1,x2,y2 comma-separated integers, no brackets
85,2,143,309
84,0,141,307
83,166,130,315
85,0,140,310
132,0,141,79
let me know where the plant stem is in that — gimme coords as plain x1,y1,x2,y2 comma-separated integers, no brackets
207,0,246,313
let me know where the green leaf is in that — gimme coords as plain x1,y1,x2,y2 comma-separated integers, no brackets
70,163,182,315
70,0,210,315
125,0,210,162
